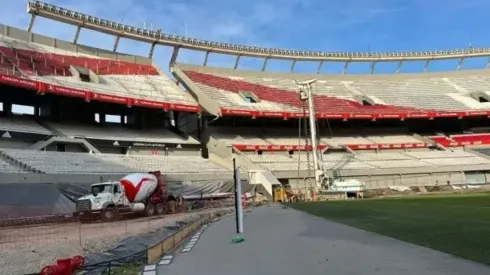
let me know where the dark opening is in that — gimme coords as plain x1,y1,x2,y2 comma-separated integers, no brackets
79,73,91,83
362,100,373,106
245,96,257,103
56,143,66,152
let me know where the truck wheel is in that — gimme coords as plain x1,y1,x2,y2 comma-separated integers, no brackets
101,208,117,222
155,203,164,215
145,204,156,217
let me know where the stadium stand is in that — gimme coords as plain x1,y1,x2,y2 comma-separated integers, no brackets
176,64,490,116
48,122,199,144
0,33,199,110
209,126,428,150
0,158,25,173
0,15,490,195
245,150,490,172
0,115,51,135
0,149,227,174
429,134,490,147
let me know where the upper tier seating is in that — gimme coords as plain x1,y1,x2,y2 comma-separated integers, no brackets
49,122,199,144
0,35,198,106
0,149,228,174
177,64,490,113
0,116,51,135
0,36,157,76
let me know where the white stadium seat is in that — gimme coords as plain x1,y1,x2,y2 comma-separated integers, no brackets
0,149,228,174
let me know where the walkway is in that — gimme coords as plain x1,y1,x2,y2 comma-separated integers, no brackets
157,204,490,275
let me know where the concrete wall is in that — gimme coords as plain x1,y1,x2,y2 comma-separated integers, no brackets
289,171,471,190
0,140,34,149
0,24,152,65
0,172,239,185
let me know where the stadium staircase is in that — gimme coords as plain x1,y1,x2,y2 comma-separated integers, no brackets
206,137,279,197
34,119,66,137
0,150,42,173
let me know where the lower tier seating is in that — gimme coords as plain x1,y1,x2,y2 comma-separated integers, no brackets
0,149,228,174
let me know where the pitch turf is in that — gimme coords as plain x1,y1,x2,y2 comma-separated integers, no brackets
289,193,490,265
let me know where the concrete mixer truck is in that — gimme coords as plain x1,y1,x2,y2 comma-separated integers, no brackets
74,171,169,222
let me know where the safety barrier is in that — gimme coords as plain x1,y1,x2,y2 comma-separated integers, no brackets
40,256,84,275
146,211,217,263
32,210,228,275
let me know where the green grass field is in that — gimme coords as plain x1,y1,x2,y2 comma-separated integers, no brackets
289,193,490,265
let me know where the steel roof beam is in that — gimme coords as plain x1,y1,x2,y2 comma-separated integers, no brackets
25,1,490,63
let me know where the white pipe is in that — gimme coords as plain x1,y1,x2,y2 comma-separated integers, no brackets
306,84,320,187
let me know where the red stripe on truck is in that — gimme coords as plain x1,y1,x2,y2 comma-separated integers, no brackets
120,178,153,203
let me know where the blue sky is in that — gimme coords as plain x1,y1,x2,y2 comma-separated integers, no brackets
1,0,490,75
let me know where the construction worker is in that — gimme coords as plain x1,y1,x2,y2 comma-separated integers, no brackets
168,193,176,213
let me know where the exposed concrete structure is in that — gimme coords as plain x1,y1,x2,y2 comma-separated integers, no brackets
26,0,490,66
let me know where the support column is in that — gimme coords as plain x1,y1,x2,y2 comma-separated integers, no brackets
423,60,431,72
113,35,120,52
261,57,269,72
234,55,241,69
168,46,180,71
27,14,36,32
370,61,376,74
73,25,81,44
290,60,297,73
316,61,324,74
342,62,350,75
396,61,404,74
204,51,210,66
456,58,465,71
148,42,157,58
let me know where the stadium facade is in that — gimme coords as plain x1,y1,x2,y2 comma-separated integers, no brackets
2,1,490,217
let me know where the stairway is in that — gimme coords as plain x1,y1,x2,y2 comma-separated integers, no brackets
0,150,42,173
35,119,66,137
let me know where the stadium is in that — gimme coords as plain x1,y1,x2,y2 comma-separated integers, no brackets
2,1,490,274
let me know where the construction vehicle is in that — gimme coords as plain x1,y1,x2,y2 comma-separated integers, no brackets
273,186,297,202
74,171,169,222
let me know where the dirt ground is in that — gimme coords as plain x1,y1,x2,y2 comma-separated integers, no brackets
0,208,230,275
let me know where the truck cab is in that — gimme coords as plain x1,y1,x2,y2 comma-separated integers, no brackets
75,181,129,221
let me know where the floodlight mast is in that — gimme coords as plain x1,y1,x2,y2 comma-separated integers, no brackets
296,79,322,189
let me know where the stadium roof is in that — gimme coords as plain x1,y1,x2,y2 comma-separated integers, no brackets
27,1,490,63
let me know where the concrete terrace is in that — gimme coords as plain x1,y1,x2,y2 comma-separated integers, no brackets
157,204,490,275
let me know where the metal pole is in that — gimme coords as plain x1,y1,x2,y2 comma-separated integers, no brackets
233,158,243,234
306,83,320,187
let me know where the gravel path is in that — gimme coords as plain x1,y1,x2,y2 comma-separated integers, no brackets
0,208,226,275
158,204,490,275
